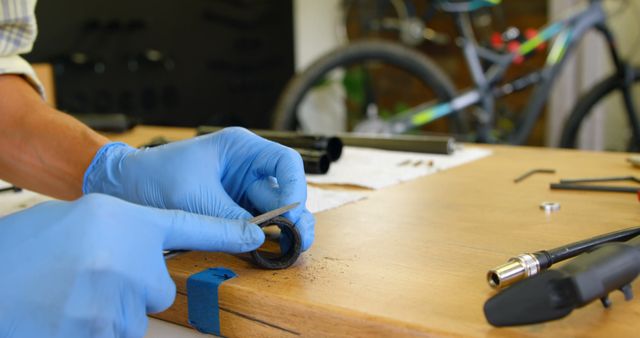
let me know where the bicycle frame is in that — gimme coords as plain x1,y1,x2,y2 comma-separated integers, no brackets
387,0,635,145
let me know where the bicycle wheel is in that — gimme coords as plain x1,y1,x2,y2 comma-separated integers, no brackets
272,40,465,136
560,67,640,150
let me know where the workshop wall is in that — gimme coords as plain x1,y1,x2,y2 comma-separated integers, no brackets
26,0,294,129
293,0,341,72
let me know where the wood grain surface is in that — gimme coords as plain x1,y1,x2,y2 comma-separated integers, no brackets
110,126,640,337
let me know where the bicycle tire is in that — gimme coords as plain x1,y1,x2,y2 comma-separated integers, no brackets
560,67,640,149
272,40,463,134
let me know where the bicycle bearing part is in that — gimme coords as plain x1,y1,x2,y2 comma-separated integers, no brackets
250,216,302,269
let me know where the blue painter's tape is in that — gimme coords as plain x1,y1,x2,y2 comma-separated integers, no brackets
187,267,237,335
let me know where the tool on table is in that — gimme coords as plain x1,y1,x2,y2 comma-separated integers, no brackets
0,185,22,194
164,203,303,269
487,226,640,289
484,234,640,326
550,176,640,194
513,168,555,183
397,159,434,167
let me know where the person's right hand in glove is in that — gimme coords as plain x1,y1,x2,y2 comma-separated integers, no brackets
0,193,264,338
83,127,315,251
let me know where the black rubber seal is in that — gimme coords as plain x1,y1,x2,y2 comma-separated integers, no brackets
250,216,302,269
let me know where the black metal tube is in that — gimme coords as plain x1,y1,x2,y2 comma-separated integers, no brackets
197,126,343,161
251,130,342,162
295,148,330,175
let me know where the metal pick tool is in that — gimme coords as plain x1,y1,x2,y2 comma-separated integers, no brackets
163,202,300,260
249,202,299,225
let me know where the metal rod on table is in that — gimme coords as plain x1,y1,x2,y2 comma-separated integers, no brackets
197,126,456,155
513,168,555,183
336,133,455,155
550,183,639,193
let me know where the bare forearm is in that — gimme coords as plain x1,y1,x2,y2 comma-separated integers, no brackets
0,75,109,199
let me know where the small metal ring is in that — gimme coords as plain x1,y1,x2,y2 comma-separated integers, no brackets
539,202,561,213
250,216,302,269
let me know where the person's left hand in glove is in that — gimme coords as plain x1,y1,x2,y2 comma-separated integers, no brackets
83,127,315,251
0,193,265,338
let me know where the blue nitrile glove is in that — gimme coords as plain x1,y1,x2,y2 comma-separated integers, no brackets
0,194,263,338
83,127,315,251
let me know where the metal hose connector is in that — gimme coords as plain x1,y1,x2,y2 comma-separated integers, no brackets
487,253,541,289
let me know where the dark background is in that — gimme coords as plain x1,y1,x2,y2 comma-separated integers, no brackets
26,0,294,128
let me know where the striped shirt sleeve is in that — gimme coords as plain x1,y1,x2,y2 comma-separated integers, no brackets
0,0,43,96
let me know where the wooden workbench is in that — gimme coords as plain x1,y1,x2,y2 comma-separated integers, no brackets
111,126,640,337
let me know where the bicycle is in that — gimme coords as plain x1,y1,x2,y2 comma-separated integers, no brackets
272,0,640,149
